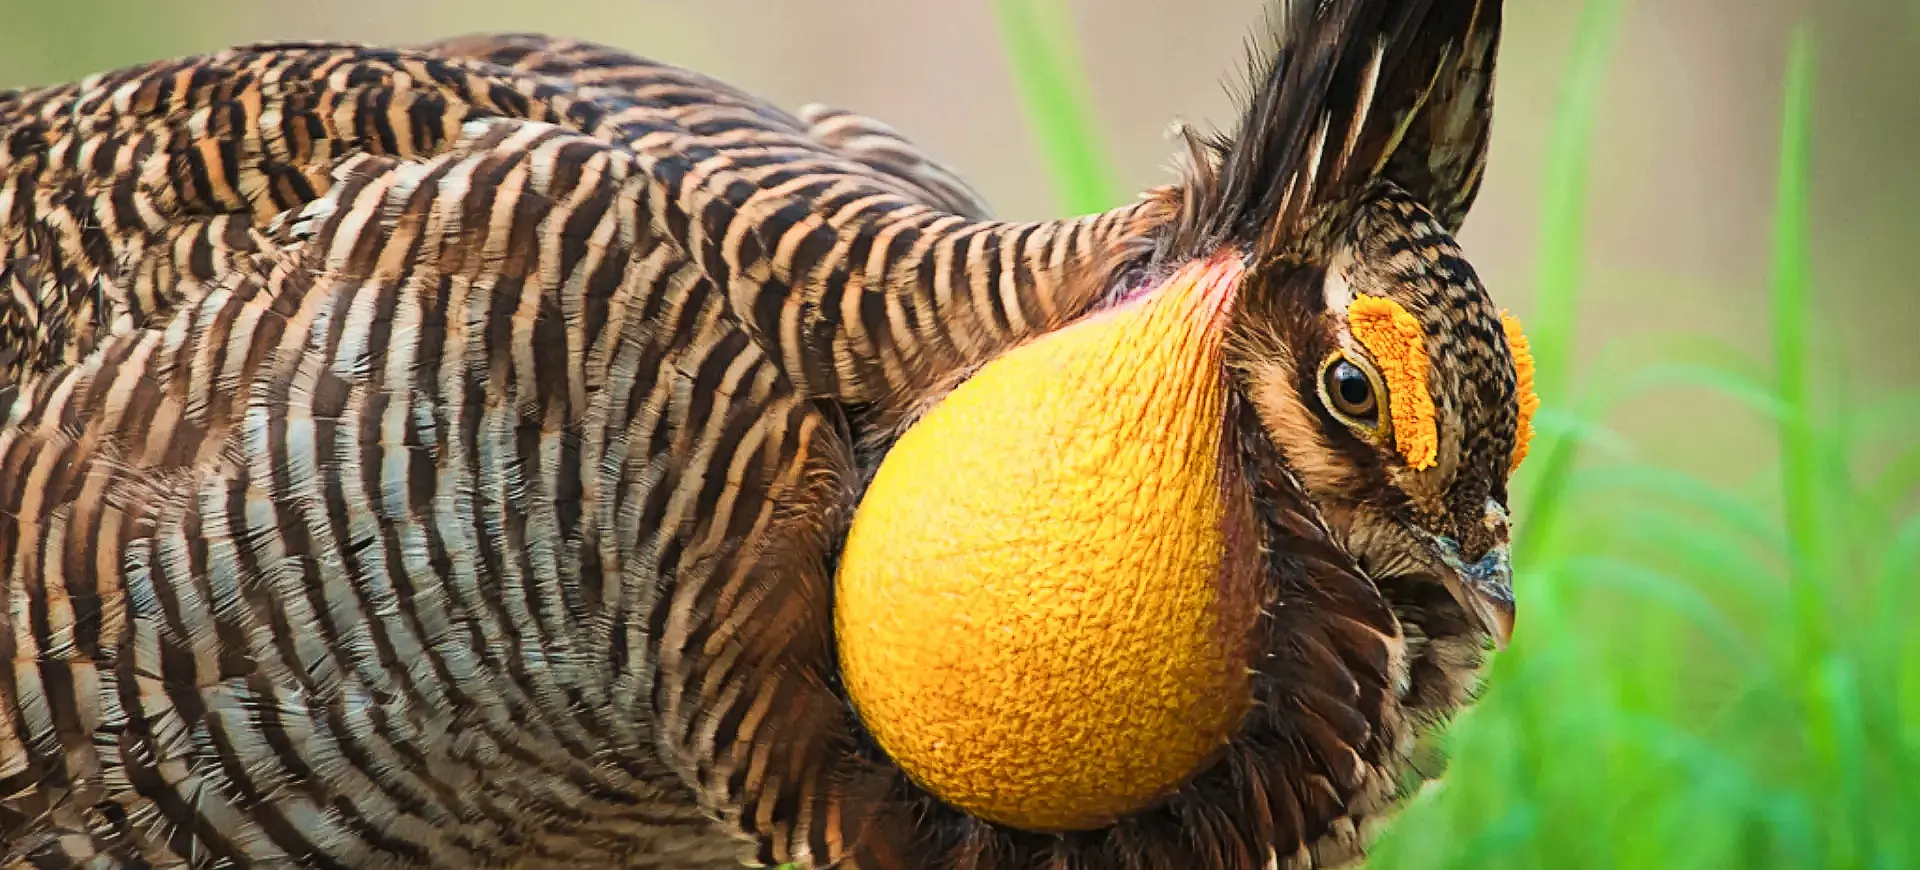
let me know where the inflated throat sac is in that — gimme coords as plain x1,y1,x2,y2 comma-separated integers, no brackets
835,255,1261,832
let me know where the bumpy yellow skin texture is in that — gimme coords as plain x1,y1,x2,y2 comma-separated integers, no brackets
835,258,1255,832
1501,311,1540,472
1347,295,1439,470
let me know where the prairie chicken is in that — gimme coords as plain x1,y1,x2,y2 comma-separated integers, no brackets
0,1,1531,867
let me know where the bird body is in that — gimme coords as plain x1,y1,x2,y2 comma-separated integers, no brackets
0,38,1151,868
0,4,1529,868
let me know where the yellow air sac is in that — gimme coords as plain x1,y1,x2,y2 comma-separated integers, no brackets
834,256,1258,832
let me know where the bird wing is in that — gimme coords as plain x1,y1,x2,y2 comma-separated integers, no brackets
0,117,865,868
793,102,996,220
0,39,1160,401
0,43,582,382
421,33,997,219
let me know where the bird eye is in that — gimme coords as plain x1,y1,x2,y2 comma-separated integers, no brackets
1321,357,1380,424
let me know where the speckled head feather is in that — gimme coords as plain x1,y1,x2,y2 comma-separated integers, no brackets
1334,187,1522,545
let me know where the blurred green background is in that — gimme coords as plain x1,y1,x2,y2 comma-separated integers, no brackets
6,2,1915,868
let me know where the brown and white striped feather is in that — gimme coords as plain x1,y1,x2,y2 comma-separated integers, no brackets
0,38,1164,869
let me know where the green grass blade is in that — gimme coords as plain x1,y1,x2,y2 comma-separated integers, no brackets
1768,28,1830,644
991,0,1124,214
1606,361,1790,423
1566,555,1757,658
1526,0,1625,404
1570,463,1786,551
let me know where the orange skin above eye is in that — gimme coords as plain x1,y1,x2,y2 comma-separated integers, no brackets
834,255,1259,832
1346,295,1440,471
1501,311,1539,473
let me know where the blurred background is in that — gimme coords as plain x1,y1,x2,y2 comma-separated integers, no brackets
3,0,1913,484
5,2,1915,866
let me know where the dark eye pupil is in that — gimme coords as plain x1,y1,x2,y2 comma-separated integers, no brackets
1338,369,1370,406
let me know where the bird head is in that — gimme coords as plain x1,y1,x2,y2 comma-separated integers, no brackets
1224,184,1531,728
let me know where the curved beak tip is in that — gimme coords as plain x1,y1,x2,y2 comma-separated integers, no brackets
1433,537,1516,651
1472,582,1516,651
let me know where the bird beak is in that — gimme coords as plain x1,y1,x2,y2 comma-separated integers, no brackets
1450,543,1515,650
1426,507,1517,650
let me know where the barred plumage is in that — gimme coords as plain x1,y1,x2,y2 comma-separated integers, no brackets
3,3,1517,868
0,36,1161,869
